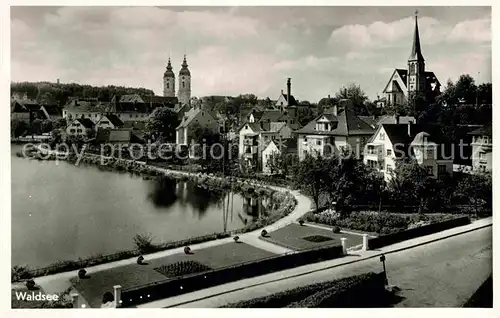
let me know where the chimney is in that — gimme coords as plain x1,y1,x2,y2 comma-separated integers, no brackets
57,78,60,84
328,94,331,99
287,78,291,106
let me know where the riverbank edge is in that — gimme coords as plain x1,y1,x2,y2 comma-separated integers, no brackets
11,150,300,282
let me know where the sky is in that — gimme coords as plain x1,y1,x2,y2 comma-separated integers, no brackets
10,6,492,102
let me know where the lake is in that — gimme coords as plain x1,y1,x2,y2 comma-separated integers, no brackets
11,145,267,268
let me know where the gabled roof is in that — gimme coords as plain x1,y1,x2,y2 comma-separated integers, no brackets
41,105,62,115
238,121,267,133
359,116,378,127
12,99,41,112
296,107,375,136
259,110,284,123
177,107,216,129
74,118,95,129
142,95,178,106
265,138,297,154
376,115,416,126
378,123,452,160
280,93,298,106
100,114,124,127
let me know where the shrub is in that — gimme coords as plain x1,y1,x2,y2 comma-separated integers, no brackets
299,220,305,226
137,255,144,265
261,229,268,237
233,236,240,242
11,265,31,282
184,246,191,254
332,226,340,233
25,279,36,290
77,269,87,279
133,233,155,253
154,260,212,278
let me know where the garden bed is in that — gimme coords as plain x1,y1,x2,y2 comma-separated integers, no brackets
70,242,274,308
260,223,362,251
300,211,464,235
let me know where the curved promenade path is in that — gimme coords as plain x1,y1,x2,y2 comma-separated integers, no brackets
17,159,313,303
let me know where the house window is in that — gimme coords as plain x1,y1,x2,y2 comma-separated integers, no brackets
479,152,486,161
316,140,321,146
77,129,82,133
386,164,392,173
483,136,489,144
379,132,385,140
166,83,169,89
438,165,446,175
70,129,75,133
386,149,392,156
425,166,434,175
182,82,185,88
304,137,308,142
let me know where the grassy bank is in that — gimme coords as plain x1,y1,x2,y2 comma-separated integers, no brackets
12,152,298,282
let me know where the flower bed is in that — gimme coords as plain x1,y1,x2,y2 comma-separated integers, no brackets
300,211,462,235
154,261,212,278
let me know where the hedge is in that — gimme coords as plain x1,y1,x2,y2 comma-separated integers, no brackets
368,216,471,249
120,244,343,307
223,272,385,308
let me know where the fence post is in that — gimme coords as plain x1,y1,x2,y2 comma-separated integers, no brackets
113,285,122,308
340,237,347,255
70,293,79,308
362,234,369,251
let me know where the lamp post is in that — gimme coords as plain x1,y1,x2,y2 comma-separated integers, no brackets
380,254,389,286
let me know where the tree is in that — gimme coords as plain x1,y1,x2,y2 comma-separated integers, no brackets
266,151,298,176
335,83,369,115
296,106,315,126
454,172,492,216
40,120,53,134
31,119,42,135
53,118,68,129
11,119,28,137
189,123,225,173
292,153,329,210
144,107,179,142
85,128,96,140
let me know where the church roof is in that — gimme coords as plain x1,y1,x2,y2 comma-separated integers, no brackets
164,58,175,78
179,55,190,76
409,13,425,61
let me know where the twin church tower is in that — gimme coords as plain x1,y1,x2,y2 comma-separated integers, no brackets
163,55,191,106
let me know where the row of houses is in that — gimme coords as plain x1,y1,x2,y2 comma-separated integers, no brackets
237,100,492,179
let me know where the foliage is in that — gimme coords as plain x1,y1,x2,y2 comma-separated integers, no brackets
292,153,329,210
144,107,179,142
31,119,42,135
332,226,340,233
222,272,382,308
154,261,211,278
302,211,458,235
266,151,298,176
261,229,268,237
11,81,154,106
11,119,29,137
77,269,87,279
40,120,53,133
25,279,36,290
52,118,67,129
184,246,191,254
233,236,240,242
137,255,144,264
335,83,369,116
133,233,155,254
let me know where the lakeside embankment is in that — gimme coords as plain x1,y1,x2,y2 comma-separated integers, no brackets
12,148,299,282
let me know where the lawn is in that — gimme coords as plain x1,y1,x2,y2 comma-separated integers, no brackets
260,223,363,251
70,242,274,308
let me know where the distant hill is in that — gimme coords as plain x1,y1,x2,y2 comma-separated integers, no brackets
10,81,155,106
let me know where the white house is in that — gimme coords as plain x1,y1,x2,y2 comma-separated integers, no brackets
95,114,124,131
295,105,375,161
262,138,297,174
66,118,95,137
364,123,454,181
468,125,492,173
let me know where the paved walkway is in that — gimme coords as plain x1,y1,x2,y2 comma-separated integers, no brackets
24,161,312,305
138,216,492,308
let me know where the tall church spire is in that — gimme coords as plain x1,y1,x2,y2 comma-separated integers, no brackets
409,10,424,62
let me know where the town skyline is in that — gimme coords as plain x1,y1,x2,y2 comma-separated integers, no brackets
11,6,491,101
